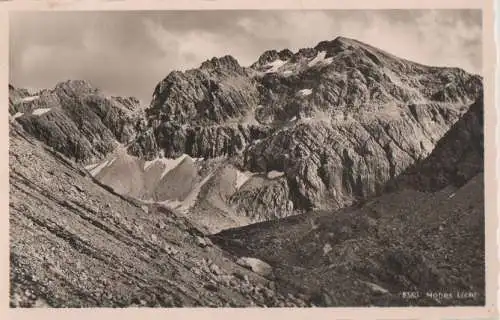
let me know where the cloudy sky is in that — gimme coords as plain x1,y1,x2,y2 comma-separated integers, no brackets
10,10,482,104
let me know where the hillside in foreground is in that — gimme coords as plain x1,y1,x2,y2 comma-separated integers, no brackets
9,119,307,307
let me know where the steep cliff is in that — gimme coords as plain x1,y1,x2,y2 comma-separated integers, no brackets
388,95,483,191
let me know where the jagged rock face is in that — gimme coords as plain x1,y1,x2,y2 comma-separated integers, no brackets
129,123,273,160
252,37,481,123
251,49,294,69
154,123,274,159
132,36,482,215
9,80,144,164
388,95,484,192
9,84,32,114
145,36,481,139
147,55,259,126
127,127,159,160
242,102,466,210
128,55,266,160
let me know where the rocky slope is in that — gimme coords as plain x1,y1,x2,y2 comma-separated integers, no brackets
9,80,145,165
9,119,310,308
212,95,485,306
214,174,485,306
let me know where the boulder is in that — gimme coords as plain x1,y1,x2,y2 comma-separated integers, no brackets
236,257,273,277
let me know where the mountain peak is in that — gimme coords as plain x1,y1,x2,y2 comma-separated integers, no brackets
333,35,358,44
253,49,294,67
314,36,377,56
54,79,99,96
200,55,243,73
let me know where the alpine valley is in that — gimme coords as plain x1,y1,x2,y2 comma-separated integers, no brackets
9,36,484,307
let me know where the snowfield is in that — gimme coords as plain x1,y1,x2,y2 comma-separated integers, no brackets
235,170,252,189
267,171,285,179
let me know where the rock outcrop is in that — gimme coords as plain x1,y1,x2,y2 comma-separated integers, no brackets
9,35,486,308
9,80,144,164
230,176,295,221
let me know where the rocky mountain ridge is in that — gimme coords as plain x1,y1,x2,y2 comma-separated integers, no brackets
9,80,145,165
128,36,483,224
388,95,483,192
9,36,483,229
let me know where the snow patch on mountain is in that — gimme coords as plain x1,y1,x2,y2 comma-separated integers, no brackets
84,152,119,177
88,159,111,176
142,154,190,178
143,159,156,171
235,170,253,189
308,51,333,67
21,95,39,103
264,59,287,73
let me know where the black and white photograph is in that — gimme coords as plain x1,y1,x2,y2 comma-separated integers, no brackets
6,4,493,312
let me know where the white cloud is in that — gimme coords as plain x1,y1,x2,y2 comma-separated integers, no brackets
236,11,340,51
10,10,482,104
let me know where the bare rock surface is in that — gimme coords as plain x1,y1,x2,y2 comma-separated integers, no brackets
236,257,274,277
388,95,483,192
